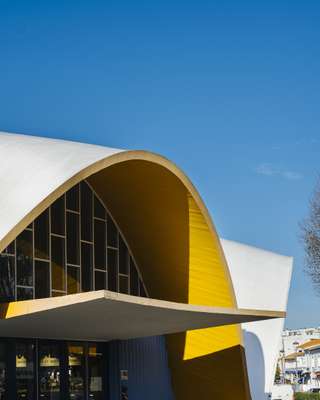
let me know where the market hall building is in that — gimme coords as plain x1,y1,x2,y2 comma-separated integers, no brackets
0,132,292,400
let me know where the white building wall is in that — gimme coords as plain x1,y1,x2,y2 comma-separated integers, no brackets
297,355,307,369
221,239,293,400
281,328,320,356
284,359,298,372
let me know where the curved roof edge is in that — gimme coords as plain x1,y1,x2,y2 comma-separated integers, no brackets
0,131,266,400
0,132,221,262
0,131,121,247
0,132,236,305
221,238,293,400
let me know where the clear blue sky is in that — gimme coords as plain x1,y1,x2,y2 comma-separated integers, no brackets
1,0,319,328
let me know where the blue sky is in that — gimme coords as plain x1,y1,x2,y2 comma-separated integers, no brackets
1,0,319,328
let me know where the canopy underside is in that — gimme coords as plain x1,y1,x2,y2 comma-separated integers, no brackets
0,290,285,341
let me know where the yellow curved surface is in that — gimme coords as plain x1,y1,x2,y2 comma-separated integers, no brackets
89,158,251,399
1,152,251,400
184,194,241,359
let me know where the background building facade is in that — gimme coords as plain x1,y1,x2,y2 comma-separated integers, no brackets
279,337,320,392
281,328,320,356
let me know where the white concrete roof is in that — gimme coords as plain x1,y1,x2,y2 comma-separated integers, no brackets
0,132,287,347
0,132,123,245
221,239,293,400
0,290,284,341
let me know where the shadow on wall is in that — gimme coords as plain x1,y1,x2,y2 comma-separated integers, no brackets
0,303,9,319
167,333,251,400
243,330,270,400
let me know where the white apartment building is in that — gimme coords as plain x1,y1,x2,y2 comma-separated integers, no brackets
281,328,320,356
280,339,320,390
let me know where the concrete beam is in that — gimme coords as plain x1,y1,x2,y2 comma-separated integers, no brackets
0,290,285,341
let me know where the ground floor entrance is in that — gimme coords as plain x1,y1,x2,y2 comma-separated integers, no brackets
0,339,107,400
0,335,174,400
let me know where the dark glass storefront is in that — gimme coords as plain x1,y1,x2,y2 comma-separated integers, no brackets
0,339,107,400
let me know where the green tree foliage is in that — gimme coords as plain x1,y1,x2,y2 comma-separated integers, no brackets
274,363,281,382
295,393,320,400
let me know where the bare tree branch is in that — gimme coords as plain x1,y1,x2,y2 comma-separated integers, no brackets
301,177,320,295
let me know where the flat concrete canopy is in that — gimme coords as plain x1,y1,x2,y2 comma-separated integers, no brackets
0,290,285,341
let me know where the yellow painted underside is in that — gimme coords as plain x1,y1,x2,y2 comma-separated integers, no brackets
184,195,241,360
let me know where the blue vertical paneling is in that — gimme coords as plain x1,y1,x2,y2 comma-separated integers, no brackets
108,339,120,399
108,336,174,400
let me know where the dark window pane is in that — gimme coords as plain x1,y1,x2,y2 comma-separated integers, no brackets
16,342,35,400
39,342,61,399
68,344,85,400
0,255,15,301
51,236,65,292
119,236,128,275
119,276,128,294
94,196,105,220
94,220,106,270
130,258,139,296
17,230,33,286
66,184,79,211
81,242,93,292
17,287,33,301
3,241,15,255
34,209,49,260
139,280,147,297
95,271,106,291
51,196,65,235
0,343,7,397
107,249,117,292
35,261,50,299
67,266,80,294
67,212,80,265
107,215,117,248
88,344,104,400
80,181,93,242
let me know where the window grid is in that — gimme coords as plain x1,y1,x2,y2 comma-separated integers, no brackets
63,193,67,295
78,182,82,293
14,238,17,300
48,204,52,297
0,180,148,302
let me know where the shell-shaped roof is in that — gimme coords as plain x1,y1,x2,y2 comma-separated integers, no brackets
0,132,122,244
0,131,250,400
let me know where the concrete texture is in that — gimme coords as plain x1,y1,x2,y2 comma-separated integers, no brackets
0,290,284,341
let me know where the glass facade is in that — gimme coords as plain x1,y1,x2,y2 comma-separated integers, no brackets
38,342,61,400
16,341,35,400
0,339,107,400
0,180,147,302
0,337,175,400
68,343,85,400
88,345,104,400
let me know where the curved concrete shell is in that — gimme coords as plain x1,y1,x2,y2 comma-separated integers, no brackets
0,131,284,399
222,239,293,400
